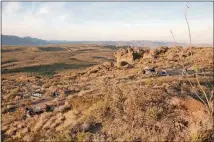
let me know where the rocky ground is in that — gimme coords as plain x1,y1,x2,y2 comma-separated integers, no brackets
1,46,214,141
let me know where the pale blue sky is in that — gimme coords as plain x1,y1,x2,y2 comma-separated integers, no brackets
2,2,213,44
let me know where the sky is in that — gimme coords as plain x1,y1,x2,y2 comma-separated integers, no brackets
2,2,213,44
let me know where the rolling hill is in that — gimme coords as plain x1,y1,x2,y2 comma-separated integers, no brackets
1,34,211,47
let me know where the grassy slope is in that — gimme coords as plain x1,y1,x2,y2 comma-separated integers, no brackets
1,46,213,141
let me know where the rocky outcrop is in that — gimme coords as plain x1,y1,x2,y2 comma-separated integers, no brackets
114,47,146,67
114,46,170,67
150,46,169,58
114,48,135,66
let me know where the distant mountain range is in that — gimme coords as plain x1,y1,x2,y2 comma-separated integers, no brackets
1,35,211,47
2,35,48,45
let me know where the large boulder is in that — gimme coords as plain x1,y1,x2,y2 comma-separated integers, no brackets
114,48,135,65
151,46,169,58
141,46,169,60
114,47,145,67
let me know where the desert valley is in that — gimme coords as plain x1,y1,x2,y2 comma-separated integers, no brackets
1,44,213,141
1,1,214,141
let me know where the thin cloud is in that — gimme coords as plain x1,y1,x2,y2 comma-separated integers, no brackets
3,2,22,16
38,7,49,15
2,2,213,45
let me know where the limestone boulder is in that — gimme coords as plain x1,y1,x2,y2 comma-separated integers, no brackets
114,48,135,66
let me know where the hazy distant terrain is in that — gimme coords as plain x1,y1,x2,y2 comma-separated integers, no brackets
2,35,48,45
2,44,115,76
3,34,210,47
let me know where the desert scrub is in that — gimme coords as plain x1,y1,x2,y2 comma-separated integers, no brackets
79,100,107,123
144,78,153,86
68,93,104,111
2,59,18,64
190,132,204,142
153,79,166,87
105,87,127,118
7,87,20,100
76,132,92,141
144,106,164,124
2,110,22,126
190,127,214,142
29,131,74,142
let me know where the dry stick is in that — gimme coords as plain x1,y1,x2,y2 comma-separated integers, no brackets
211,90,214,113
185,3,192,46
194,72,210,105
196,76,209,104
181,64,209,107
181,62,210,109
185,3,194,64
185,3,210,96
170,30,176,47
170,29,210,110
170,28,209,108
201,72,213,101
202,72,214,87
184,3,213,114
211,90,214,100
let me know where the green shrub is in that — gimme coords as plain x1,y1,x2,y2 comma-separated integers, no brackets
7,87,19,100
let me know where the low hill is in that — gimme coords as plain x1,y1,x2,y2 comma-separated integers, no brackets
2,35,48,45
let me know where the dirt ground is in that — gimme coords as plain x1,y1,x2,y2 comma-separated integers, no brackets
1,45,214,141
2,44,116,76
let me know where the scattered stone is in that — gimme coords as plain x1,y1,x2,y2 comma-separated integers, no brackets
35,88,45,93
34,106,44,114
103,62,114,68
32,85,41,90
23,134,34,141
23,94,30,99
31,93,42,98
81,123,90,132
159,70,169,76
14,96,22,101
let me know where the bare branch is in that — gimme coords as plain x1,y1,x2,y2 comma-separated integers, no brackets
185,2,192,46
